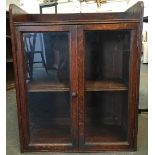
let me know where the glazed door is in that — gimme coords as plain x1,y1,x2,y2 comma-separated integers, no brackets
78,23,139,151
16,25,78,151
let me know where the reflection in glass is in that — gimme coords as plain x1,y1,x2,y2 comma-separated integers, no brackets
23,32,69,85
23,32,71,143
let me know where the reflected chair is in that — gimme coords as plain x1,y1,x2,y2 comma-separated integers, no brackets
24,33,48,80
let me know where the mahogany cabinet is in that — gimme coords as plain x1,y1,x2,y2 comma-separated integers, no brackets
9,2,143,152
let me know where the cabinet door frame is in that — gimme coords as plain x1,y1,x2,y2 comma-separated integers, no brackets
77,22,140,151
15,25,79,152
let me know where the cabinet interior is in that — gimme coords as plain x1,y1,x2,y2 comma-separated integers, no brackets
28,92,71,143
22,30,131,143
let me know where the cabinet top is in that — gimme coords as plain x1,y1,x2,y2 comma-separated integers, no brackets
9,1,143,25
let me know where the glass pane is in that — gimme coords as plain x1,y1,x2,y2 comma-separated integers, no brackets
85,91,128,143
23,32,71,143
28,92,71,143
85,30,130,84
23,32,69,88
84,30,130,143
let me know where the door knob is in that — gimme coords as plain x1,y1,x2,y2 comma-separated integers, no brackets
71,91,77,97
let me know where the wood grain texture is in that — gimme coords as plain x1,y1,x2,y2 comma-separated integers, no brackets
6,11,15,90
10,1,143,152
77,25,85,148
10,2,143,26
9,6,27,152
15,25,78,151
27,81,70,92
127,30,139,150
77,23,140,151
11,11,141,26
85,81,128,91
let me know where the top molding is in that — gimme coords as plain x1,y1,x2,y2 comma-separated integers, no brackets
9,1,144,25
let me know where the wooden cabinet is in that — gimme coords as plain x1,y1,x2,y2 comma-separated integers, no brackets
9,2,143,152
6,11,15,90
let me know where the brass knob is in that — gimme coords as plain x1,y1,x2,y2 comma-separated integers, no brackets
71,91,77,97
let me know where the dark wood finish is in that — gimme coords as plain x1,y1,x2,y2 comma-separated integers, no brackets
11,12,142,25
85,81,128,91
126,1,144,15
9,5,29,152
6,11,15,90
15,25,78,152
127,2,144,150
77,23,139,151
9,1,143,152
85,125,127,142
27,81,69,92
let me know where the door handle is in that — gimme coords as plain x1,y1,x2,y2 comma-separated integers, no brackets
71,91,77,97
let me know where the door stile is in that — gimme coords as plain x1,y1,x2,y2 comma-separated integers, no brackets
16,30,30,151
69,26,79,150
77,25,85,148
127,29,139,149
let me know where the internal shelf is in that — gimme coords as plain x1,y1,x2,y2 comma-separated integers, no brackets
27,81,70,92
85,124,126,143
30,118,71,143
29,118,71,143
85,81,128,91
30,126,71,144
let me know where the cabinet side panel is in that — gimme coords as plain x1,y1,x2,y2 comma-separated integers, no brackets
128,29,140,150
9,7,27,152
